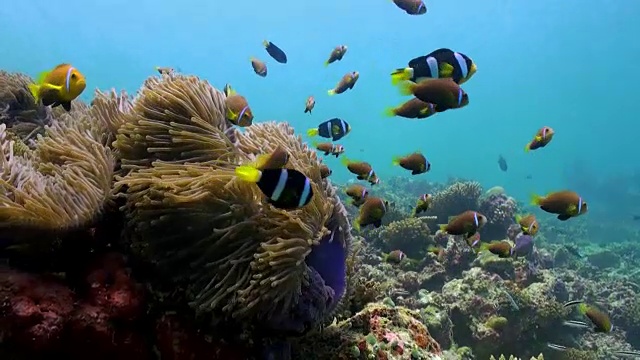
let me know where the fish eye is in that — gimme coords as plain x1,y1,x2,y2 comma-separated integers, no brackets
71,73,77,79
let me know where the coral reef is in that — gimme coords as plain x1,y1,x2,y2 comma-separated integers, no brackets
2,67,640,360
478,188,518,240
291,302,442,359
367,217,434,258
423,181,483,224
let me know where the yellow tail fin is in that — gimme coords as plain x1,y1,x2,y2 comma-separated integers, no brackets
340,156,352,167
353,218,361,232
577,303,588,314
515,214,522,223
28,83,40,103
391,156,401,166
524,143,531,152
253,154,270,170
383,107,396,117
529,193,543,206
397,81,414,96
262,40,269,47
327,89,336,96
438,224,447,232
390,68,411,85
307,128,319,137
235,165,262,183
324,61,330,67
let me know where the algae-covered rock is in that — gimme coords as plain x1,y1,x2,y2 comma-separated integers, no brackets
291,302,442,359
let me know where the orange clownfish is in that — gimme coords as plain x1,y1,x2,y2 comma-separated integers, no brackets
29,64,86,112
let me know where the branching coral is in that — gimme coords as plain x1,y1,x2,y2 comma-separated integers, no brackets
0,101,115,239
424,181,482,223
112,74,351,333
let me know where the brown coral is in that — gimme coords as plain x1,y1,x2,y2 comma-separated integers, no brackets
368,217,433,258
111,74,351,330
424,181,482,223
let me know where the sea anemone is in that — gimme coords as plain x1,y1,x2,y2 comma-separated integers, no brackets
0,102,115,243
112,74,351,333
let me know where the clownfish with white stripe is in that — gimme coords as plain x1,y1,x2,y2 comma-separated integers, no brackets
307,118,351,141
340,157,380,185
391,48,477,85
398,78,469,112
224,84,254,127
235,165,314,210
328,71,359,96
354,196,389,231
439,210,488,239
28,64,86,112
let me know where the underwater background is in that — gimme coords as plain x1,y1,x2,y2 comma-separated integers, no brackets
2,0,640,359
3,0,639,197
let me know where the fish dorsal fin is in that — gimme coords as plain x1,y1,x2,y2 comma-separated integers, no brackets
53,63,71,70
428,48,453,57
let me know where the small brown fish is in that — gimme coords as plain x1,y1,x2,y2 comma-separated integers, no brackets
384,98,437,119
345,184,369,207
412,193,432,216
515,214,539,236
304,96,315,114
392,152,430,175
354,196,388,231
439,210,487,238
155,66,175,75
254,146,289,170
224,85,254,127
320,164,332,178
427,246,445,262
563,301,613,333
328,71,359,96
398,78,468,112
250,57,267,77
341,158,380,185
525,126,554,152
530,190,587,221
466,232,481,247
479,240,513,258
314,142,344,158
385,250,406,264
325,45,348,66
392,0,427,15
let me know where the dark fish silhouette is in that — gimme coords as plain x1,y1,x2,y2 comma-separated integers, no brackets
633,215,640,221
263,41,287,64
498,155,507,172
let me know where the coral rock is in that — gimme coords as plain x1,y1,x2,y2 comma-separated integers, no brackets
291,302,441,359
0,268,74,351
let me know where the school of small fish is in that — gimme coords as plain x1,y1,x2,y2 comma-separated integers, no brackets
27,3,635,356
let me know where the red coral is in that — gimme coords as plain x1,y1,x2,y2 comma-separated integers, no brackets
0,268,74,351
155,314,249,360
408,319,441,354
85,252,144,320
66,303,149,360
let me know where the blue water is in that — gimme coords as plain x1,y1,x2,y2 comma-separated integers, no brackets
2,0,639,222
